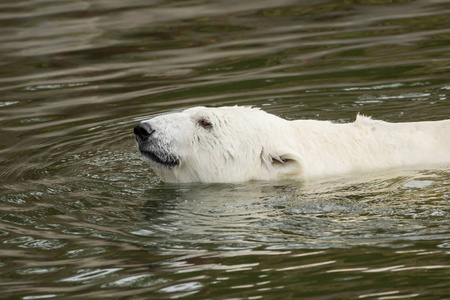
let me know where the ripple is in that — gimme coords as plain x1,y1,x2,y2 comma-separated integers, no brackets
16,267,64,275
59,268,122,283
159,281,203,294
6,237,67,250
102,274,169,288
23,295,59,300
63,247,108,258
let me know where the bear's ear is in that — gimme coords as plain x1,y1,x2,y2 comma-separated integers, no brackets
261,148,303,178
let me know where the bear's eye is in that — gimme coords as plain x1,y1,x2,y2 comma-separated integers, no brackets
198,118,213,129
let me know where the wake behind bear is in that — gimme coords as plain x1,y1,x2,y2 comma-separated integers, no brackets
134,106,450,183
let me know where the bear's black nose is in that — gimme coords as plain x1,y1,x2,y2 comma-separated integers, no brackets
134,122,155,139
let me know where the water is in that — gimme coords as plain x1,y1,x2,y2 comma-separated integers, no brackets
1,0,450,298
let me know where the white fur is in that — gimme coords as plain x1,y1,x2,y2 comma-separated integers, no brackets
135,106,450,183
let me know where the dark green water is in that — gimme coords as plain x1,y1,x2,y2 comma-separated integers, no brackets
1,0,450,299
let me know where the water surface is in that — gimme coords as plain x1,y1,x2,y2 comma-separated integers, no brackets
1,0,450,298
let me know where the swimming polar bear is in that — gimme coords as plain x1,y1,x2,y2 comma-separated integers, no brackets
134,106,450,183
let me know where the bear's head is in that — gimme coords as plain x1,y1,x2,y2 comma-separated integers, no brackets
134,106,302,183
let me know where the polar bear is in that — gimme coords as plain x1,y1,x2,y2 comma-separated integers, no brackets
134,106,450,183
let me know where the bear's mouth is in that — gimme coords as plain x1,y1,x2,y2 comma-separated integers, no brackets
140,150,180,168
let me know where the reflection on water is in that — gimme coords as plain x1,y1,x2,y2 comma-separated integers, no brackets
138,170,450,250
0,0,450,298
